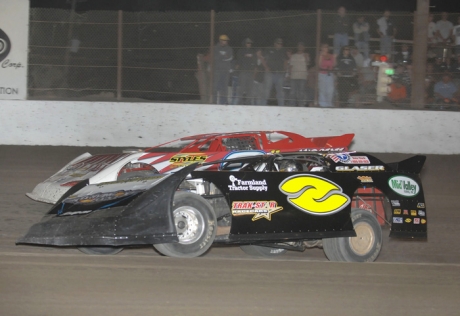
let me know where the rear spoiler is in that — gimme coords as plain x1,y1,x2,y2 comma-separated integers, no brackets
310,133,354,150
387,155,426,174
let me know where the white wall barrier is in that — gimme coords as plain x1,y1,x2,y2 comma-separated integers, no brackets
1,100,459,154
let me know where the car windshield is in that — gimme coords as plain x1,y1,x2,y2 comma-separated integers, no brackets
146,139,197,153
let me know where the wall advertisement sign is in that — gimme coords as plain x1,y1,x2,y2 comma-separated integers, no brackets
0,0,29,100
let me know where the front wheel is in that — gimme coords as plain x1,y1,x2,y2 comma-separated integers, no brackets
323,209,382,262
154,192,216,258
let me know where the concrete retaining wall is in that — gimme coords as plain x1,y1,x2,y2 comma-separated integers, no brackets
1,100,459,154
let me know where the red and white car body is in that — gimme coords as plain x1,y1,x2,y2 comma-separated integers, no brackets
27,131,354,204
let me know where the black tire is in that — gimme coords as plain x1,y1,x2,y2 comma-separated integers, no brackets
323,208,382,262
78,246,123,255
154,192,216,258
240,245,287,258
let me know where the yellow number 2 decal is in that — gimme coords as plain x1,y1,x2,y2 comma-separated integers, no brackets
279,175,350,215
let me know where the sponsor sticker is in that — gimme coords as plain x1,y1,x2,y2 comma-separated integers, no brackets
336,166,385,172
170,153,207,166
394,209,401,215
231,201,283,221
393,217,403,224
418,210,426,216
279,174,350,216
405,218,412,223
417,203,425,208
410,210,417,216
421,219,427,224
414,218,420,224
357,176,373,183
388,175,420,197
300,147,345,152
391,200,400,207
403,209,409,215
228,175,268,192
328,154,370,164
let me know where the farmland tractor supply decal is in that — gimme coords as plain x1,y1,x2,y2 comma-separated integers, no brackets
279,175,350,215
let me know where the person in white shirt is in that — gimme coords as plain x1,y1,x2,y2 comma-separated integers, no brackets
428,14,437,44
452,16,460,57
353,16,370,59
376,10,397,58
288,42,310,106
435,12,454,61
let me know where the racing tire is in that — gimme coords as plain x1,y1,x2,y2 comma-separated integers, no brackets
78,246,124,255
323,209,382,262
240,245,287,258
154,192,216,258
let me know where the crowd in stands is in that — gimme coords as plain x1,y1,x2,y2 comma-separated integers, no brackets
196,8,460,108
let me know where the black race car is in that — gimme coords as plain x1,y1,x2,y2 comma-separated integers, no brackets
18,152,427,262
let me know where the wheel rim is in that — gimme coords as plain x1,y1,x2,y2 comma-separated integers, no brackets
173,206,205,244
349,222,375,256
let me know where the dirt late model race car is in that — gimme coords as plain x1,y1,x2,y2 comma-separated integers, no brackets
26,131,354,205
18,152,427,262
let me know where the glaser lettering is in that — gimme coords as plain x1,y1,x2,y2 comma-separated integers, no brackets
336,166,385,172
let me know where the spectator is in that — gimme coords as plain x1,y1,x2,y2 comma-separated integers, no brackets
452,16,460,57
333,7,350,55
236,38,257,105
288,42,310,106
434,72,458,104
213,34,233,105
387,79,408,105
425,63,436,104
394,43,412,65
435,12,454,62
377,10,397,58
252,52,265,105
394,64,412,97
358,59,376,96
353,16,370,59
259,38,289,106
428,14,437,45
433,56,448,74
351,46,364,68
318,43,336,107
449,54,460,84
336,46,357,107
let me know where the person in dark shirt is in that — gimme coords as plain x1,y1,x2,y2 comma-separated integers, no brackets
335,46,357,107
259,38,288,106
213,34,233,105
236,38,257,105
394,43,412,65
333,7,350,55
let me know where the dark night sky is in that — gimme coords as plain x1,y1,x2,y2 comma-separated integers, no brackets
29,0,458,13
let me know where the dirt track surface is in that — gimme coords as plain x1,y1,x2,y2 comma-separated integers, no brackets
1,146,460,315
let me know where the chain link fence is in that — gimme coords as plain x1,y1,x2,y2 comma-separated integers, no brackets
28,8,460,110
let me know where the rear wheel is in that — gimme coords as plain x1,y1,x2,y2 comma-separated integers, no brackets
323,209,382,262
154,192,216,258
78,246,123,255
240,245,287,258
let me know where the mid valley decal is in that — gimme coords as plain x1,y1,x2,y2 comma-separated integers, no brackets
231,201,283,221
328,154,370,164
279,174,350,216
336,166,385,172
388,175,420,197
169,153,207,166
228,175,268,192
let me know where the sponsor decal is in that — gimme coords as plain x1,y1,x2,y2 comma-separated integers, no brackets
394,209,401,215
393,217,403,224
403,209,409,215
300,147,345,152
228,175,268,192
69,154,130,172
336,165,385,172
231,201,283,221
391,200,400,207
0,29,12,62
414,218,420,224
328,154,370,164
279,174,350,216
418,210,426,217
410,210,417,216
417,203,425,208
170,153,207,166
421,219,427,224
388,175,420,197
357,176,373,183
405,218,412,223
